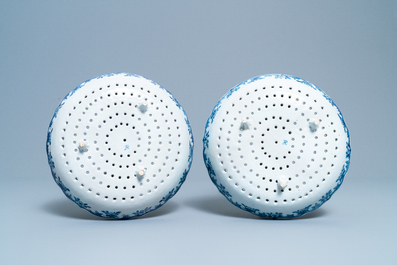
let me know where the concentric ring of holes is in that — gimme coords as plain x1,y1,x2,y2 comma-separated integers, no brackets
54,78,187,204
208,80,347,207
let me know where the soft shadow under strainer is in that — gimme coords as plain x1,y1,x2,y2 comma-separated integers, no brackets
203,74,351,219
47,73,193,219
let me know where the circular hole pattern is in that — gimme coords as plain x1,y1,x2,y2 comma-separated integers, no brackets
47,73,193,219
203,74,350,218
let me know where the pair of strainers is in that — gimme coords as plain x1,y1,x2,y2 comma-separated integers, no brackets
46,73,350,219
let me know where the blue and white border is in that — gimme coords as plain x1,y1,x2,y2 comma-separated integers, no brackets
46,73,194,219
203,74,351,219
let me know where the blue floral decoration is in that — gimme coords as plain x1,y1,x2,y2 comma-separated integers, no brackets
202,74,351,219
46,73,194,219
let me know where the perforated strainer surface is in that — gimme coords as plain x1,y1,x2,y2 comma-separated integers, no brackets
47,73,193,219
203,74,350,218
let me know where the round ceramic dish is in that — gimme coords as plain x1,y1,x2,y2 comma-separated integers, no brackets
47,73,193,219
203,74,350,219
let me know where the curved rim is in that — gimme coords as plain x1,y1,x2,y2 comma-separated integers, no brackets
47,72,194,219
203,74,350,219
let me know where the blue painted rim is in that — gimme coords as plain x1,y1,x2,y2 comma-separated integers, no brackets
203,74,351,219
46,72,194,219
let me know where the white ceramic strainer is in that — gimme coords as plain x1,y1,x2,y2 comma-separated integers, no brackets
47,73,193,219
203,74,350,219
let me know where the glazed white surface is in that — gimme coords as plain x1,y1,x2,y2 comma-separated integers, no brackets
204,75,350,218
47,73,193,218
2,1,395,264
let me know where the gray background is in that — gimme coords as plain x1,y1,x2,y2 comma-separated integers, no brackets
1,1,396,264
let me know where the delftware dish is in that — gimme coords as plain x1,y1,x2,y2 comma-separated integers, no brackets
47,73,193,219
203,74,350,218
